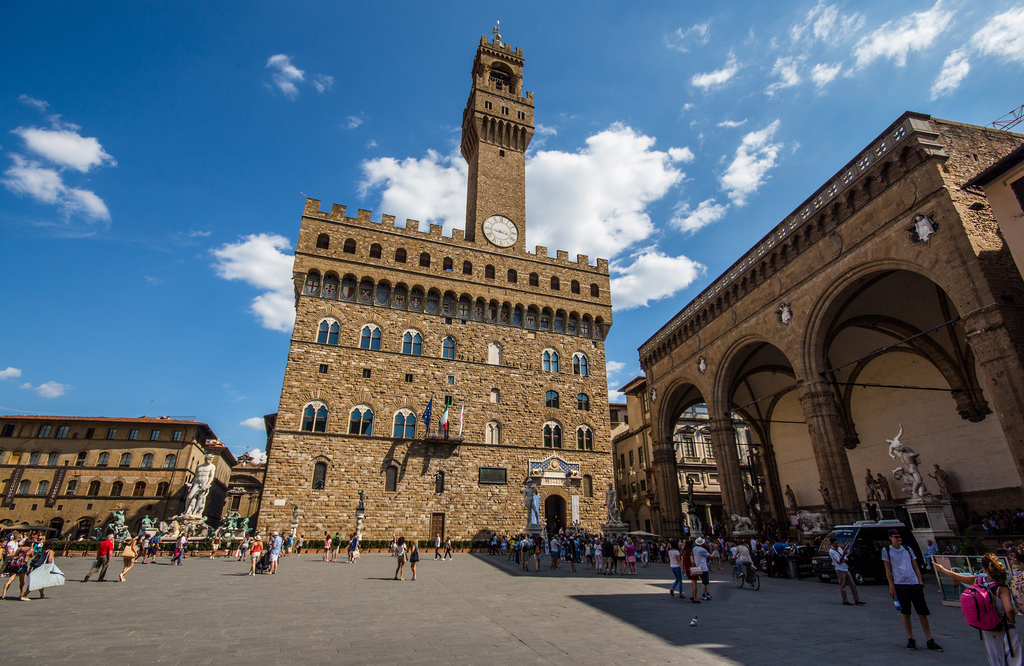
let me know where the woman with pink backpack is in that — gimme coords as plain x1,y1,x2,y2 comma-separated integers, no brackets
934,553,1021,665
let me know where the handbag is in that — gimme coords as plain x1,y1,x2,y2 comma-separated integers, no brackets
689,566,703,577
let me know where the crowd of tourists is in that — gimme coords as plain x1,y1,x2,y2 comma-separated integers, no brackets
1,531,64,599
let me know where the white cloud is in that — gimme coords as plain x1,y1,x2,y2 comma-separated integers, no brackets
930,48,971,99
345,116,363,129
12,125,115,173
681,103,696,112
608,390,625,403
0,367,22,381
366,140,378,149
313,74,334,93
766,56,803,96
668,23,711,52
212,234,296,332
691,55,740,89
610,250,704,310
535,124,558,137
144,276,162,285
18,95,49,111
2,154,110,222
186,229,212,238
668,147,696,162
267,54,305,100
971,7,1024,63
360,149,469,234
670,198,729,234
811,62,843,87
245,448,268,464
791,3,864,44
240,417,265,430
853,1,952,68
21,381,66,399
720,120,783,206
717,119,748,128
606,360,626,375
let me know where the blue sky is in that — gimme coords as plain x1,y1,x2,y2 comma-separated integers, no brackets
2,1,1022,457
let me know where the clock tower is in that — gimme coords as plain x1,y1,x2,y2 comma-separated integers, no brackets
461,27,534,251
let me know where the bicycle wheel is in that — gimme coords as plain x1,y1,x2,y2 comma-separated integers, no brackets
750,572,761,591
733,570,744,588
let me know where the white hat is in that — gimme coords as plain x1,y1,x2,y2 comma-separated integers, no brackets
694,537,706,546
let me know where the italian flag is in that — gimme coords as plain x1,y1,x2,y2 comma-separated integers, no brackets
440,403,449,437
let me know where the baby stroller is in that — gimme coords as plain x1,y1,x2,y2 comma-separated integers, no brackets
254,550,272,574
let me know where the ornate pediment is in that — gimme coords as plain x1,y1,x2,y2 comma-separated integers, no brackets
528,455,580,485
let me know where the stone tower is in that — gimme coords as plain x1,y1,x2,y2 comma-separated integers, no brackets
257,33,613,542
461,34,534,250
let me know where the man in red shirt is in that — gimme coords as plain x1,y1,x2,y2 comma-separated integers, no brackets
83,533,114,582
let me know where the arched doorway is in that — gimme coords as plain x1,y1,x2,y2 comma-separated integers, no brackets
48,517,65,537
74,517,93,540
544,495,566,533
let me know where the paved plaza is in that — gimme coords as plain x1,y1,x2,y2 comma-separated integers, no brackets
0,550,985,664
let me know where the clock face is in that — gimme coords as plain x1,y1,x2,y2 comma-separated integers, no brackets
483,215,518,247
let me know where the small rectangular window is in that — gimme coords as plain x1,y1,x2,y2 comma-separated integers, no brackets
128,429,138,440
490,388,499,403
447,375,455,385
76,452,87,466
404,374,413,383
47,452,58,466
319,364,329,374
362,369,371,379
173,430,183,442
55,425,69,439
106,428,116,440
150,430,160,441
0,424,13,437
84,428,94,439
445,317,453,325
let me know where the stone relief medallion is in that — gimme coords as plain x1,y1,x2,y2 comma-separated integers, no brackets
777,302,793,326
698,356,708,374
908,214,939,244
828,230,843,258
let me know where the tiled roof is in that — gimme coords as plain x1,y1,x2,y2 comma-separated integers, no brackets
2,415,217,439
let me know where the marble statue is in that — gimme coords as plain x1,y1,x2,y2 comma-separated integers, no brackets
785,484,798,513
523,481,540,525
140,515,156,531
865,469,883,502
876,472,893,501
743,481,757,512
184,453,217,517
169,520,181,537
929,464,953,500
797,510,829,534
887,424,930,500
912,215,938,243
605,483,621,523
730,514,756,534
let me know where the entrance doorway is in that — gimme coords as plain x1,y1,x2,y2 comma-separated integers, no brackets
544,495,566,533
430,512,445,542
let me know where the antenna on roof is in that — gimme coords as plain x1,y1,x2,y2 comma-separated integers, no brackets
146,399,153,417
990,104,1024,131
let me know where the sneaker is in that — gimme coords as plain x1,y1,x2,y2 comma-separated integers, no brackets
842,601,854,606
926,639,943,652
907,639,917,651
670,589,675,597
855,601,867,605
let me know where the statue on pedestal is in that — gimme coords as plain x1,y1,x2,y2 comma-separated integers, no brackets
523,481,540,525
785,484,798,513
730,514,756,534
876,472,893,501
796,510,829,534
184,453,217,517
605,482,621,523
887,425,931,500
865,469,883,502
928,464,953,500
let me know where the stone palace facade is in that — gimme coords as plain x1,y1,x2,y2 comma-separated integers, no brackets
259,33,614,541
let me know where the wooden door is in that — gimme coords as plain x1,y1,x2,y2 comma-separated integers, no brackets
430,512,445,542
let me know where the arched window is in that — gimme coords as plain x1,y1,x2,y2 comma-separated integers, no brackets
488,342,502,365
55,425,69,438
369,243,382,258
141,453,154,468
395,248,407,263
545,390,559,408
583,475,593,498
322,274,339,299
87,480,101,496
343,238,356,254
419,252,430,267
567,315,578,335
410,288,424,312
462,261,472,275
133,481,146,497
119,453,132,467
163,454,177,468
542,350,559,373
485,421,502,445
37,480,50,495
360,324,381,350
577,393,590,411
348,407,374,435
485,265,495,279
301,404,328,432
376,281,391,306
392,410,416,439
526,306,538,328
341,276,357,301
111,481,123,497
97,452,110,467
508,269,517,283
543,423,562,449
312,462,327,490
29,452,41,465
443,257,454,271
551,276,560,290
426,290,440,314
435,470,445,494
571,280,580,294
573,353,589,376
577,426,594,450
15,479,30,495
65,480,78,495
316,233,330,249
358,278,374,304
442,336,456,359
156,481,169,496
590,283,600,297
385,465,398,492
529,272,539,287
317,319,340,345
304,271,320,296
402,331,422,355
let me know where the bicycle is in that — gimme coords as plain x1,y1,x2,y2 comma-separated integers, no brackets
732,562,761,590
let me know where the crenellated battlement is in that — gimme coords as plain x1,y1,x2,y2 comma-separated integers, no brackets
303,197,609,274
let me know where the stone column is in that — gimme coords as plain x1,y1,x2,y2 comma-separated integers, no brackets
708,416,747,526
651,440,684,538
759,442,788,523
964,307,1024,498
798,379,861,524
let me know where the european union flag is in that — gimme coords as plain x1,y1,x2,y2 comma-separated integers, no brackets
422,397,433,429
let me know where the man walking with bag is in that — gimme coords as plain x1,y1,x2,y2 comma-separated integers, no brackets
829,537,865,606
83,533,114,582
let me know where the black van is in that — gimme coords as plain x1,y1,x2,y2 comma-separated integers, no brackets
811,520,923,585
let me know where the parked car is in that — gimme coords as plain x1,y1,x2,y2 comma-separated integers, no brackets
811,520,922,585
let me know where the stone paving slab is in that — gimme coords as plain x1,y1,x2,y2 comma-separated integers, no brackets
0,551,984,664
